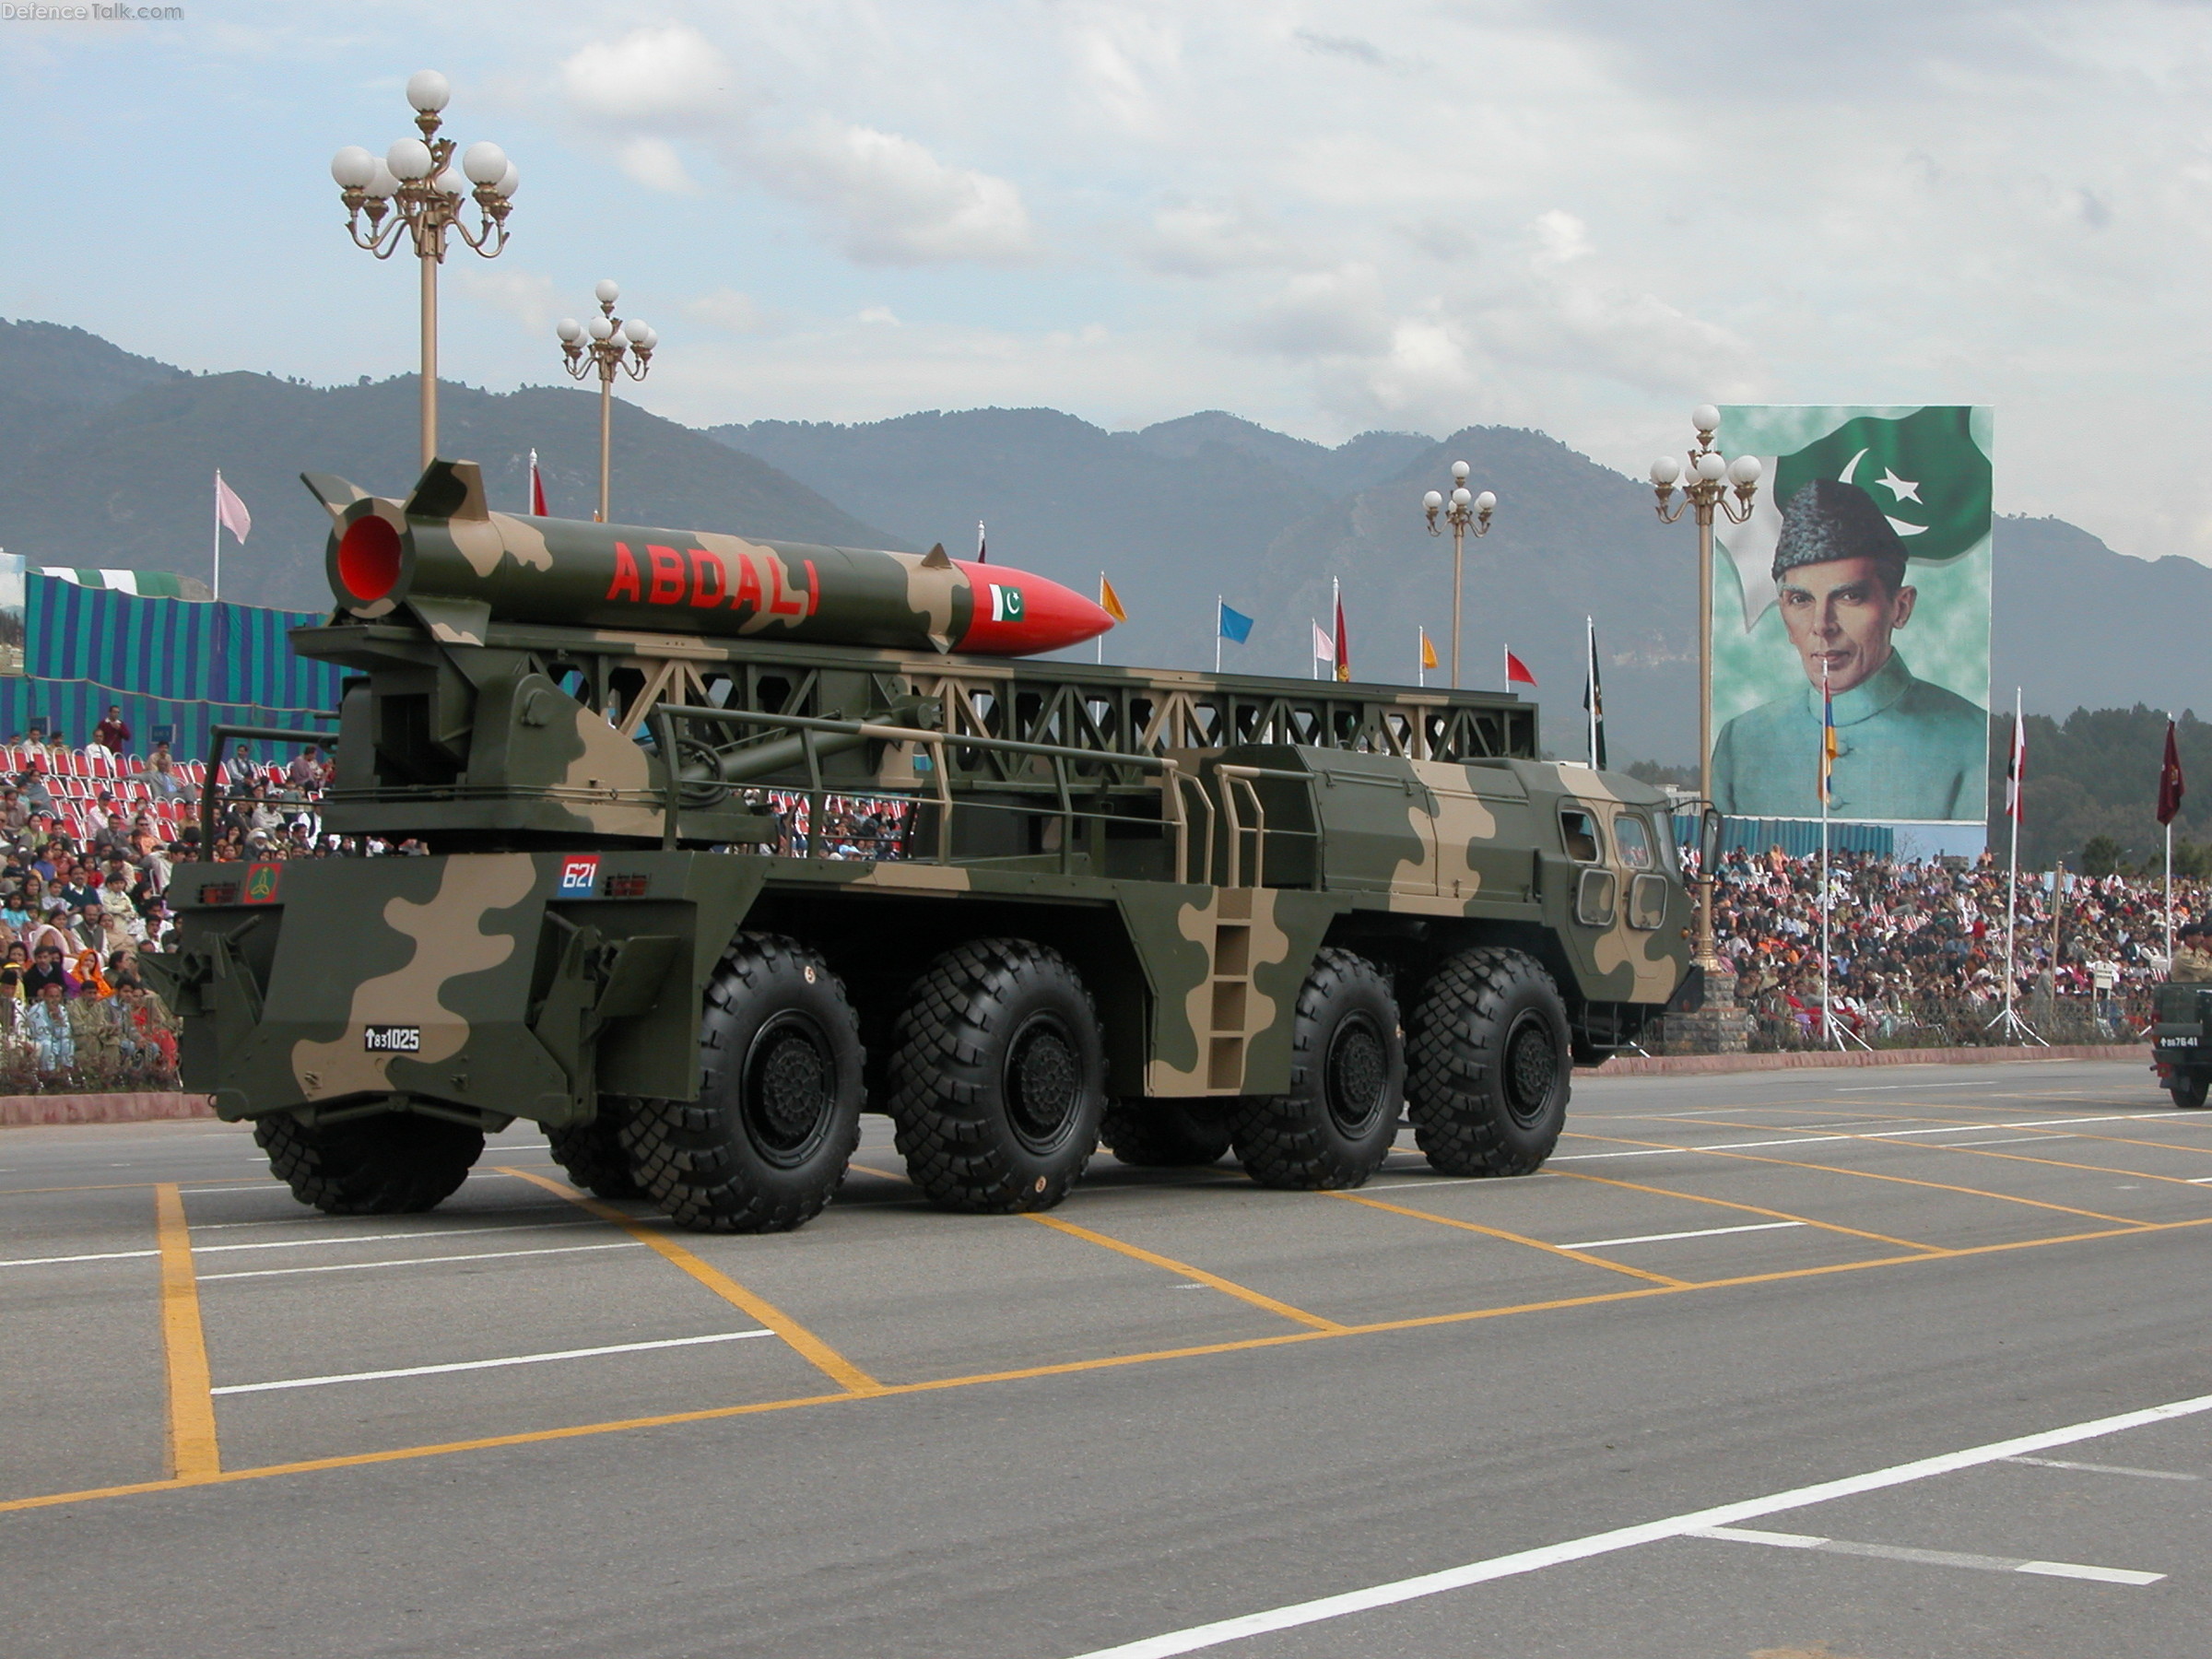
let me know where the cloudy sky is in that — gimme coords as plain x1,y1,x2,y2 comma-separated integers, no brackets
5,1,2206,559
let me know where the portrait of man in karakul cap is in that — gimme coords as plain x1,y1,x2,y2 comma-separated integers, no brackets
1712,477,1986,820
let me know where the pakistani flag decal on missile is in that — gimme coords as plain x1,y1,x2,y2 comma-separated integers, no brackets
989,583,1026,623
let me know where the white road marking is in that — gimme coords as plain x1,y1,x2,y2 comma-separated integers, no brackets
2005,1455,2200,1481
192,1203,572,1230
1061,1389,2212,1657
199,1241,643,1280
1835,1081,2003,1091
1559,1222,1805,1250
0,1247,156,1268
212,1329,774,1394
1555,1114,2180,1163
192,1220,606,1254
1689,1524,2162,1585
182,1172,539,1196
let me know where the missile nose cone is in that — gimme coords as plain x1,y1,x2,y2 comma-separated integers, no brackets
955,562,1115,655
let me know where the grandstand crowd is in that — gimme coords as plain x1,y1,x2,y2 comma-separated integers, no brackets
1695,842,2190,1046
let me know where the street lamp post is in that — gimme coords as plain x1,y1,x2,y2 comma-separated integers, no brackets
1650,404,1762,972
1420,462,1497,688
557,282,658,524
330,71,517,470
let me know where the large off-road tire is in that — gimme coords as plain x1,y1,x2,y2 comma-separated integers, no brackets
1100,1101,1233,1168
255,1109,484,1216
1407,946,1571,1176
547,1100,644,1200
1230,948,1402,1190
622,934,863,1233
887,938,1105,1213
2170,1071,2211,1110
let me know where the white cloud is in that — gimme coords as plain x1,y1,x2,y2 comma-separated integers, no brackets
688,288,771,334
1230,265,1393,359
1138,201,1305,276
616,136,700,194
451,267,567,336
559,24,732,120
759,121,1035,265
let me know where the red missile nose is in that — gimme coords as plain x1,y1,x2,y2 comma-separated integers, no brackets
952,562,1115,656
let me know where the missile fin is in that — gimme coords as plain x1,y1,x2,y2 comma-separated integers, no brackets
403,458,492,524
300,471,370,526
406,594,493,646
920,541,952,570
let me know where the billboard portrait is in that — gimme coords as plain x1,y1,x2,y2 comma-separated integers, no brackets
1709,406,1993,824
0,553,23,677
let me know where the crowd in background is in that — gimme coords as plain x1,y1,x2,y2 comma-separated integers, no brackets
1689,844,2187,1048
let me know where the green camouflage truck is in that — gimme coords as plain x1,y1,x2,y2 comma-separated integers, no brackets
158,459,1699,1231
2149,983,2212,1108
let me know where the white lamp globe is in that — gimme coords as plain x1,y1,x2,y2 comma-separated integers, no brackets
587,315,616,341
385,138,434,181
619,320,652,347
1475,489,1497,512
1727,453,1763,486
1451,460,1470,482
461,141,508,185
1422,489,1443,511
495,162,520,197
1650,456,1681,487
330,146,376,189
556,318,583,344
432,168,465,197
1694,451,1727,482
1690,403,1721,433
594,279,620,306
1451,487,1472,508
365,160,399,199
406,70,451,114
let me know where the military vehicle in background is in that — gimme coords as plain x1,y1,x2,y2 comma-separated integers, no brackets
2149,983,2212,1108
159,458,1698,1231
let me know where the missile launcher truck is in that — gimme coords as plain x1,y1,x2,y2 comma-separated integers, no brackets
157,458,1699,1231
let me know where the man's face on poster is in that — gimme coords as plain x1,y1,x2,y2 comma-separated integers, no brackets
1776,555,1916,695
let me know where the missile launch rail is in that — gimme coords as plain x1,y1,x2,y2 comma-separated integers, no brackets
159,462,1696,1230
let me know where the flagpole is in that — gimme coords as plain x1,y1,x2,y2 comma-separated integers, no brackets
2005,687,2021,1040
1820,658,1831,1046
2169,710,2177,970
212,470,222,602
1100,573,1108,665
1215,595,1222,675
1586,617,1598,767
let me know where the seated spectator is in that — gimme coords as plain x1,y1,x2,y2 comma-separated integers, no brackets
285,744,329,792
15,768,55,818
23,981,74,1082
22,944,76,1000
149,756,195,804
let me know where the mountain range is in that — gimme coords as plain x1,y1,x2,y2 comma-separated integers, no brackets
1,316,2203,774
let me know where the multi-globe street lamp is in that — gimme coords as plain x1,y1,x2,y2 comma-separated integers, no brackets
557,281,658,524
1420,461,1497,688
1650,404,1762,971
329,71,517,470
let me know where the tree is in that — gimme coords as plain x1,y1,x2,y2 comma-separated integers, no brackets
2080,834,2124,877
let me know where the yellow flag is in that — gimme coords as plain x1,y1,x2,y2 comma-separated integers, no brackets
1099,574,1127,623
1419,629,1438,671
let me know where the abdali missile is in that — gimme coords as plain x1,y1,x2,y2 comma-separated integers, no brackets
303,458,1112,657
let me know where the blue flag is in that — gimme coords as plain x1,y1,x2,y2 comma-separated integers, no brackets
1218,601,1253,644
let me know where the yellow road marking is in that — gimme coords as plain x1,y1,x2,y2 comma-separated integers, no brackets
1324,1190,1689,1287
153,1183,218,1480
1557,1131,2145,1226
498,1168,883,1396
11,1209,2212,1520
1552,1171,1941,1253
1027,1213,1346,1332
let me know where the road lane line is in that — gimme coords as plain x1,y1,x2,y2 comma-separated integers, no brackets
1559,1222,1804,1250
10,1211,2212,1519
1688,1524,2163,1585
191,1219,606,1254
1553,1171,1941,1253
1028,1214,1346,1333
2004,1454,2200,1480
1324,1191,1688,1287
498,1167,886,1398
212,1330,776,1394
199,1241,644,1280
153,1184,218,1481
0,1248,159,1268
1062,1391,2212,1656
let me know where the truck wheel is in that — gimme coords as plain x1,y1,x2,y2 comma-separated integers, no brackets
888,938,1105,1212
1406,947,1571,1176
2171,1072,2210,1109
254,1110,484,1215
1230,948,1402,1190
622,935,863,1233
1101,1102,1232,1168
547,1100,643,1200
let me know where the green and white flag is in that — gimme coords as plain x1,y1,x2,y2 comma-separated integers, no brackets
1709,406,1993,826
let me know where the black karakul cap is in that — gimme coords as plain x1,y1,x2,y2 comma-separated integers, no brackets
1771,478,1910,586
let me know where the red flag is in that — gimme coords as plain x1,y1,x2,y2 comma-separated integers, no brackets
2158,719,2185,826
528,449,548,516
1333,587,1349,682
1504,648,1536,688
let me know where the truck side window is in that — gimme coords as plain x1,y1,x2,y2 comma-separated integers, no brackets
1559,807,1601,863
1613,813,1653,870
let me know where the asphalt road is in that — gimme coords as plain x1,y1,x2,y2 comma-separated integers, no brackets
3,1058,2208,1658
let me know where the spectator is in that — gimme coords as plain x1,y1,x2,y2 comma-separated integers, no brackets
149,756,194,805
23,982,74,1082
92,705,131,756
22,945,76,1000
285,744,328,792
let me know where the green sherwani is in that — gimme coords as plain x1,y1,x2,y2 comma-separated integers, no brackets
1712,653,1986,821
